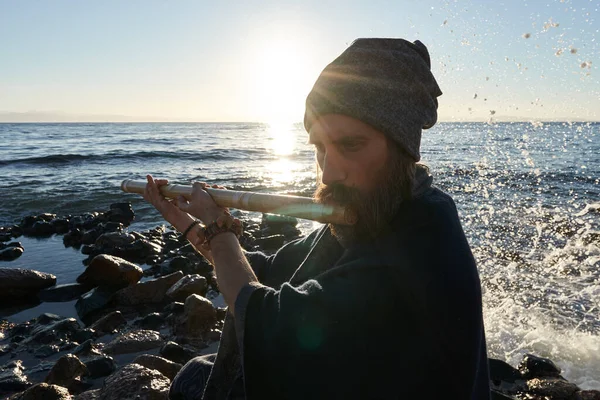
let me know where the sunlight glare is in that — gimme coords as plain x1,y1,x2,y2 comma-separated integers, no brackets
267,121,295,156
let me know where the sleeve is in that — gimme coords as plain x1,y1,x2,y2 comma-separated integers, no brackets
242,250,275,282
232,264,433,399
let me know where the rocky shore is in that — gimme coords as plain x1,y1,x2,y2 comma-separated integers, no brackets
0,204,598,399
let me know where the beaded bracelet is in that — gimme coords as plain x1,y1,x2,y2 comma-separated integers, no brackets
199,211,242,248
179,220,200,243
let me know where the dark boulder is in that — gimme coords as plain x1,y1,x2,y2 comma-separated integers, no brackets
77,254,143,288
159,341,199,365
8,383,71,400
106,202,135,226
84,356,116,379
166,274,208,302
133,354,182,380
89,310,127,334
95,363,169,399
518,353,562,379
103,330,163,355
75,286,117,321
0,245,24,261
0,268,56,300
45,354,89,394
113,271,183,306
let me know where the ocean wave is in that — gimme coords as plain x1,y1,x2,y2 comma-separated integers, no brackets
0,148,270,167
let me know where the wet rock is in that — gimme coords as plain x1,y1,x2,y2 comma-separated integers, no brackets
63,228,83,248
75,389,101,399
95,232,136,249
0,360,31,393
159,341,198,365
136,313,165,331
89,311,127,334
0,268,56,299
163,302,184,315
166,274,208,302
161,255,212,277
72,328,96,343
0,243,24,261
75,287,116,320
73,340,102,357
34,344,60,358
45,354,89,393
526,377,579,398
103,330,163,355
77,254,143,288
23,317,79,345
489,358,522,385
50,218,70,234
98,363,169,399
37,313,63,325
9,383,71,400
113,271,183,306
21,214,57,237
133,354,182,380
574,390,600,400
38,283,94,302
253,234,285,251
518,353,562,379
84,356,116,379
106,203,135,226
181,294,216,336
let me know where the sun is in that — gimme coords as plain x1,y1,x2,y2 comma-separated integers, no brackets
251,39,315,124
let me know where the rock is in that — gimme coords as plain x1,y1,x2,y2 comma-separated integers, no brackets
253,234,285,251
9,383,71,399
0,360,31,393
159,341,198,365
0,246,24,261
526,377,579,398
166,274,208,302
106,203,135,225
97,363,169,400
161,255,212,277
89,311,127,334
163,302,184,315
73,340,102,357
75,389,101,399
77,254,143,288
75,287,116,320
37,313,63,324
103,330,163,355
183,294,217,336
23,317,79,345
50,218,70,234
95,232,136,249
133,354,182,380
84,356,116,379
45,354,89,392
489,358,522,384
518,353,562,379
72,328,96,343
574,390,600,400
136,313,165,331
0,268,56,299
113,271,183,306
34,344,60,358
38,283,94,302
63,228,83,248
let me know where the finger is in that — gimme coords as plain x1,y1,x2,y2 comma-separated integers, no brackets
177,195,190,211
155,179,169,186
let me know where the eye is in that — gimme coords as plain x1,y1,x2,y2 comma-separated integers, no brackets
340,140,363,152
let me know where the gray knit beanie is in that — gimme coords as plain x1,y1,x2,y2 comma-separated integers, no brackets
304,38,442,161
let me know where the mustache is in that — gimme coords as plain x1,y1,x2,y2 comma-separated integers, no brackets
314,183,363,205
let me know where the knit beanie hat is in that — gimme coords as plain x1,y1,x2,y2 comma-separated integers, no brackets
304,38,442,161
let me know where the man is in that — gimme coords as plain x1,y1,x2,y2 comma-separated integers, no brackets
145,38,490,399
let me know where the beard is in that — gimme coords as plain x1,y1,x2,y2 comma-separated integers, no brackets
314,154,411,247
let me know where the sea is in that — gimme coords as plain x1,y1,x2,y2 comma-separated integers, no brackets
0,122,599,389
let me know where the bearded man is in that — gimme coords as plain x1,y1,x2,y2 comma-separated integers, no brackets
145,38,491,399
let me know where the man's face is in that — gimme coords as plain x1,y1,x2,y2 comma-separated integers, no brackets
308,114,390,194
310,114,403,245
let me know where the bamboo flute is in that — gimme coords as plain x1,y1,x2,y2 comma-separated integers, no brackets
121,179,356,225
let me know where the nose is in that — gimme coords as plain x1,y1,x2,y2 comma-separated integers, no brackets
320,152,346,186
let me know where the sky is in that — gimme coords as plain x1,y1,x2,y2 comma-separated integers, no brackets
0,0,598,123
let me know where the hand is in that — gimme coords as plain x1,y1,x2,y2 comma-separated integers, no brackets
176,182,228,223
143,175,187,222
